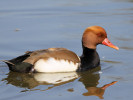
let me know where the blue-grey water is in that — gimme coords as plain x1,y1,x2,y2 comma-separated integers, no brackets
0,0,133,100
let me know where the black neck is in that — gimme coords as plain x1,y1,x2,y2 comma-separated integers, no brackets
78,46,100,71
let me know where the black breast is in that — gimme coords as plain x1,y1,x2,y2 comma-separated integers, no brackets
78,47,100,71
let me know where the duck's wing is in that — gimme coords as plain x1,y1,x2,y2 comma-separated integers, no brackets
24,48,80,65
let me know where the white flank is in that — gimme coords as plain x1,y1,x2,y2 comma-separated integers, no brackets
34,58,79,72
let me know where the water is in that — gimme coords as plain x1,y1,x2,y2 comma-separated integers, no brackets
0,0,133,100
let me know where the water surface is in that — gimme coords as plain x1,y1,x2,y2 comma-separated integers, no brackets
0,0,133,100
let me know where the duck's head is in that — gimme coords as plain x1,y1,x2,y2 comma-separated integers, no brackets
82,26,119,50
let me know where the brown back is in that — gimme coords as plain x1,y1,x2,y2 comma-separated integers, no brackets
24,48,80,65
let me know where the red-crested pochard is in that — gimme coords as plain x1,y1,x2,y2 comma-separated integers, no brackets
2,26,119,73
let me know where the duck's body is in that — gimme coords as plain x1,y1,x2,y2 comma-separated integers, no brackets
4,48,80,72
3,26,119,73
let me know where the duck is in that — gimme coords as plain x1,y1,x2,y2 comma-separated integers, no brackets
2,26,119,73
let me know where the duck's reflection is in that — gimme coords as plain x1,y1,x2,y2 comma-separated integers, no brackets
2,66,117,99
82,81,117,99
2,71,78,90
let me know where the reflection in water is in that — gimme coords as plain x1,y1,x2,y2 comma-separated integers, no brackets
2,71,78,91
82,81,117,99
2,66,117,99
34,72,78,84
78,67,117,99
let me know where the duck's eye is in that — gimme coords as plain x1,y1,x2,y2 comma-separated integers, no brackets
97,33,104,37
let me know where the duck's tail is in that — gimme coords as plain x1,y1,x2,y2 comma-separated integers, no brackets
0,60,16,71
0,59,33,73
0,53,33,72
0,60,15,65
